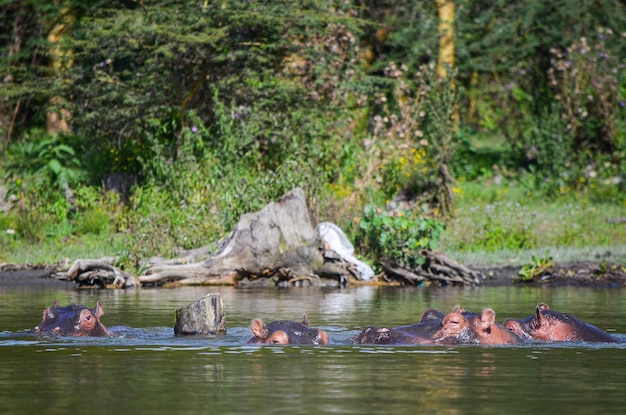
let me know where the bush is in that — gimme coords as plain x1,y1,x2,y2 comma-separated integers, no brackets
356,205,445,269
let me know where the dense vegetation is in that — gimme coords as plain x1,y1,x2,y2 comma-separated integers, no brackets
1,0,625,272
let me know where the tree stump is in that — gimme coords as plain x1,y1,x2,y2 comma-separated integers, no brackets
138,187,367,286
174,293,226,335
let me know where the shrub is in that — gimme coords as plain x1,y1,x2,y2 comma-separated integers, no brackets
356,205,445,269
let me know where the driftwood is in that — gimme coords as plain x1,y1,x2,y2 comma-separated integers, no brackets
382,250,484,286
52,257,138,288
174,293,226,335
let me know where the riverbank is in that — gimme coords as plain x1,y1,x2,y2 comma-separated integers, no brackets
2,259,625,288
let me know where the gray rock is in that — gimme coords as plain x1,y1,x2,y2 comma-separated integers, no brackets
174,293,226,335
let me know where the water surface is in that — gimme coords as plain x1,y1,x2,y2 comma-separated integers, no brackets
1,283,625,414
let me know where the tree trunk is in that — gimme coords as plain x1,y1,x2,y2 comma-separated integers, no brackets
435,0,455,79
45,6,74,135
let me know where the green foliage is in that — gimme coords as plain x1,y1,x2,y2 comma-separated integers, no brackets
2,0,626,269
4,129,84,201
347,62,460,218
357,205,445,269
6,209,73,244
56,0,367,178
517,251,554,282
548,32,623,153
456,0,626,199
74,209,110,235
440,179,626,261
517,105,576,195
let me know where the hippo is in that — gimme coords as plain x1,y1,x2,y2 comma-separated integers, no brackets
33,300,109,337
503,303,620,343
352,308,446,345
352,308,480,345
247,315,329,345
447,307,523,345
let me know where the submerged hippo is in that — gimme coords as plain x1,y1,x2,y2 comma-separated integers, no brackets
504,303,619,343
353,308,483,345
448,307,523,345
352,308,447,345
33,300,109,337
247,315,329,345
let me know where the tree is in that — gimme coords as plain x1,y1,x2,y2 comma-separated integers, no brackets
435,0,455,80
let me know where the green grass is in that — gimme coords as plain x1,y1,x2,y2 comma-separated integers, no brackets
0,232,129,266
439,180,626,266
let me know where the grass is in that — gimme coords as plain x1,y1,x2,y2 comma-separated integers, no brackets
0,232,129,266
440,180,626,266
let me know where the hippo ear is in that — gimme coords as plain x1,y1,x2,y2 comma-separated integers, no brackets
530,306,545,329
538,303,549,311
52,299,59,308
95,302,104,318
479,308,496,329
420,308,445,322
504,320,523,337
251,319,268,339
451,304,464,313
301,314,309,328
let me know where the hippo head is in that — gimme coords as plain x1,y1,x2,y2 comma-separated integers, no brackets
467,308,523,345
248,315,329,345
504,303,619,342
351,326,425,344
34,300,109,337
503,304,550,340
435,311,480,345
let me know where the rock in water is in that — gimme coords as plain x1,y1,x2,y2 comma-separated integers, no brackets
174,293,226,335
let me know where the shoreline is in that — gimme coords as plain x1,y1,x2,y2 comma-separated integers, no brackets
1,260,625,288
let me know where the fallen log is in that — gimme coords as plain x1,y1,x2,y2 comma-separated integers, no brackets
52,257,138,288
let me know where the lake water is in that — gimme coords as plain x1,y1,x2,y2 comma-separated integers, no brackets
1,279,625,415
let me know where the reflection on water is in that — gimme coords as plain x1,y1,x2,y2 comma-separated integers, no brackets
1,284,626,415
